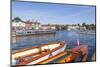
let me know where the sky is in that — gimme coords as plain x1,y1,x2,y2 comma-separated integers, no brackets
12,1,96,24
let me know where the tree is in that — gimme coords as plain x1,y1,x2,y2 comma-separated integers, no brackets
91,24,95,30
13,17,22,22
82,23,86,27
55,25,60,31
77,24,80,26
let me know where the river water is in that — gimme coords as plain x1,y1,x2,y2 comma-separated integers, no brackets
11,30,96,61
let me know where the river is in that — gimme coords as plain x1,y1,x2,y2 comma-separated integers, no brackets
11,30,96,61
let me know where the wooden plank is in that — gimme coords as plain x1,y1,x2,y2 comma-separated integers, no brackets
37,52,67,64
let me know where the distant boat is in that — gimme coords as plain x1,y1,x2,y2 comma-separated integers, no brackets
79,30,95,35
12,41,67,65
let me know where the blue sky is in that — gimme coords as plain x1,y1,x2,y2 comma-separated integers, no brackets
12,1,96,24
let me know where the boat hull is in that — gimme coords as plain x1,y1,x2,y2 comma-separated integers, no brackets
27,43,66,65
12,42,67,65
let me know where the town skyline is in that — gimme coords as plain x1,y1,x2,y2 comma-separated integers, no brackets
12,17,95,25
12,1,96,24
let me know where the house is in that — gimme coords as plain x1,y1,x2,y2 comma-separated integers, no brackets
32,20,41,30
41,25,50,30
67,25,80,30
25,21,33,30
41,25,56,30
12,20,26,31
50,25,56,30
79,26,86,30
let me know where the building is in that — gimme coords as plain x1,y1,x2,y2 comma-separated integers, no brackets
41,25,50,30
41,24,56,30
32,20,41,30
12,19,42,31
12,20,26,31
79,26,86,30
50,25,56,30
67,25,80,30
25,21,33,30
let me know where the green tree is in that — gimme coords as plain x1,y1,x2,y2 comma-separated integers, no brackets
77,24,80,26
82,23,86,27
13,17,22,22
55,25,60,31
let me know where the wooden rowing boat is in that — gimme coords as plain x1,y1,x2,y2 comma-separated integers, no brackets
58,44,88,63
12,41,67,66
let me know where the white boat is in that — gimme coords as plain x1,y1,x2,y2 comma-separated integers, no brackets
14,30,56,36
79,30,95,35
12,41,67,65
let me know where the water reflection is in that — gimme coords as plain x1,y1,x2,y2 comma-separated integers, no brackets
12,34,56,51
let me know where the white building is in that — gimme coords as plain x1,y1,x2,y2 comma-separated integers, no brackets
67,25,79,30
12,20,26,31
41,25,56,30
32,22,41,30
12,21,25,27
41,25,50,30
50,25,56,30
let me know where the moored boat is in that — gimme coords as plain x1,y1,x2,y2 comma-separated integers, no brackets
12,30,56,36
58,40,88,63
12,41,67,66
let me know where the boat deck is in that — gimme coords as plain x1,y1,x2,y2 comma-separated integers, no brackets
37,51,67,64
